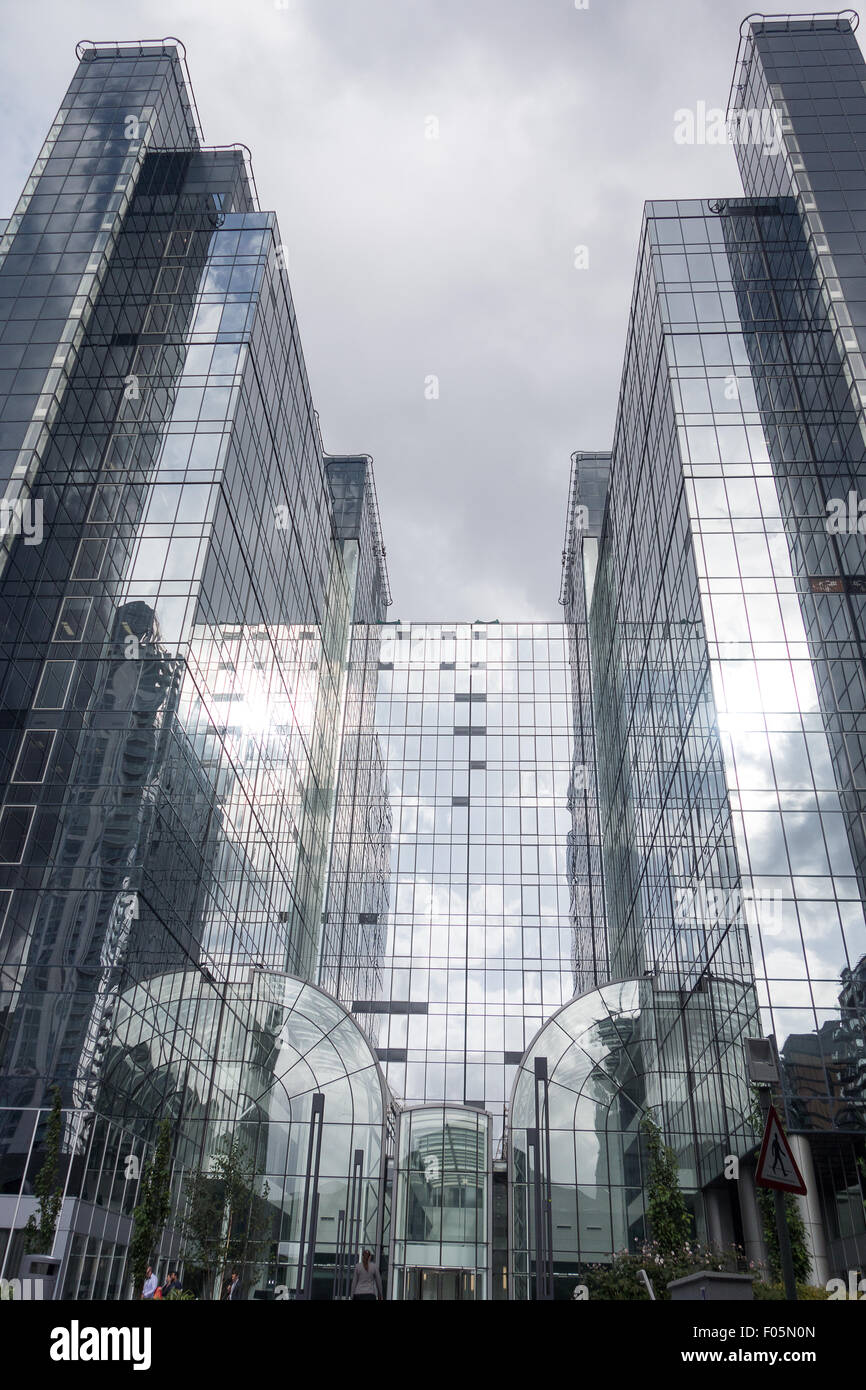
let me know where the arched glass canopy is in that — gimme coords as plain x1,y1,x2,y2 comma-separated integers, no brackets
103,969,390,1298
510,972,758,1298
509,979,654,1298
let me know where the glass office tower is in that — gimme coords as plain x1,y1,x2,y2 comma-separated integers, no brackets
571,12,866,1286
0,40,391,1297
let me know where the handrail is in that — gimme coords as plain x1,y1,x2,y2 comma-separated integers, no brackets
738,9,858,37
75,38,205,147
200,143,261,213
728,11,859,119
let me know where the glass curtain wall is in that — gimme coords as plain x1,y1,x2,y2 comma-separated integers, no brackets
368,622,575,1147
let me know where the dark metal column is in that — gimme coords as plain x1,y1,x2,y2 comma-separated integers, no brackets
530,1056,554,1300
295,1092,325,1300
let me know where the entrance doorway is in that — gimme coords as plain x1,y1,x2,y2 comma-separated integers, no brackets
403,1267,476,1300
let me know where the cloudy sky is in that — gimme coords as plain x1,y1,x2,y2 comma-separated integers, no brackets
0,0,783,619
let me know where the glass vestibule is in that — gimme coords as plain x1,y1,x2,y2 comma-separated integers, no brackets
390,1104,490,1300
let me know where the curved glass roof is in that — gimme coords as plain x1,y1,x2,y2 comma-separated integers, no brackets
510,978,652,1142
105,969,389,1167
508,979,655,1275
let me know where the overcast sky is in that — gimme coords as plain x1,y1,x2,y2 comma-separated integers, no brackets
0,0,801,619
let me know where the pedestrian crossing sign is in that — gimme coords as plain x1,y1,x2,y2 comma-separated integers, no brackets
755,1105,807,1195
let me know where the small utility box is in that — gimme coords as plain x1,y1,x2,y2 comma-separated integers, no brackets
667,1271,754,1302
15,1253,61,1300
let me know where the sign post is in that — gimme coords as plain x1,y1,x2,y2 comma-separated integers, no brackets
755,1103,807,1302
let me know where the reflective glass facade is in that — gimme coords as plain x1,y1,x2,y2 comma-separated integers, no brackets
2,972,388,1299
105,970,388,1300
0,41,390,1298
561,453,610,994
4,18,866,1303
0,41,357,1124
319,458,391,1037
510,980,652,1298
368,623,575,1145
579,13,866,1284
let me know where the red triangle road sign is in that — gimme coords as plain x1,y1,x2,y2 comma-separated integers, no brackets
755,1105,807,1195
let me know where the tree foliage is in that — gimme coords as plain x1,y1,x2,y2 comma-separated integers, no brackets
756,1184,811,1285
24,1085,64,1255
641,1112,692,1256
129,1118,173,1298
579,1239,742,1301
179,1133,271,1300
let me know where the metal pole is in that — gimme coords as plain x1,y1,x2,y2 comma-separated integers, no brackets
534,1057,553,1300
334,1209,346,1302
302,1098,325,1300
347,1148,363,1298
539,1070,554,1300
528,1128,543,1302
757,1085,797,1302
295,1093,324,1299
773,1189,798,1302
303,1189,320,1298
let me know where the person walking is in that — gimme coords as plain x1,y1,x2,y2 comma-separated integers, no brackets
142,1266,158,1300
350,1249,383,1301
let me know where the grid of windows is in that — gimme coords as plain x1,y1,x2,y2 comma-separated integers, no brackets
561,453,610,993
591,181,866,1192
368,622,574,1145
0,46,359,1212
5,16,866,1300
319,459,391,1035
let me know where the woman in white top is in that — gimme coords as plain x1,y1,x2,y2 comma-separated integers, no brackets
351,1249,383,1301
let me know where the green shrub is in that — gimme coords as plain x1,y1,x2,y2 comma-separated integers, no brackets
753,1281,829,1301
755,1186,811,1285
579,1240,746,1301
641,1114,692,1256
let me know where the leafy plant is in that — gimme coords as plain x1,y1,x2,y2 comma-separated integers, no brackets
753,1280,829,1301
755,1184,811,1285
579,1239,745,1301
23,1086,64,1255
179,1133,271,1300
129,1118,173,1299
640,1112,692,1255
